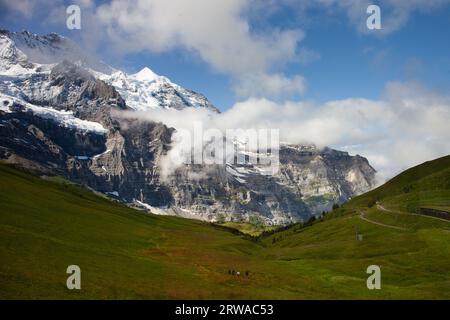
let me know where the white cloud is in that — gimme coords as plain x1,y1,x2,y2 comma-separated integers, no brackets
122,81,450,181
93,0,305,97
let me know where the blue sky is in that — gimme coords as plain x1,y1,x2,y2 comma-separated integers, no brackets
1,0,450,110
301,11,450,101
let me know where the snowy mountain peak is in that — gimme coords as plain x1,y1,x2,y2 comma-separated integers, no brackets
0,30,113,75
0,29,219,113
133,67,158,82
0,32,35,75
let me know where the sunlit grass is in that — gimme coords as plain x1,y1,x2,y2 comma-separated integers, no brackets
0,156,449,299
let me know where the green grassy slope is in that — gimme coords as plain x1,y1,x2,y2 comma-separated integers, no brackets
348,155,450,212
0,156,449,299
261,155,450,299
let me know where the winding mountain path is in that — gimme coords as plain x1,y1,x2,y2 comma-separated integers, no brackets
359,211,408,231
377,203,450,223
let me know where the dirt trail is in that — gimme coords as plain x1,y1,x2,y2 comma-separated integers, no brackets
359,211,408,231
377,203,449,223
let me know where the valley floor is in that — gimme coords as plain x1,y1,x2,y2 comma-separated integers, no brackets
0,162,449,299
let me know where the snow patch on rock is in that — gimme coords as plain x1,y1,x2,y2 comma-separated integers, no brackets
0,93,108,134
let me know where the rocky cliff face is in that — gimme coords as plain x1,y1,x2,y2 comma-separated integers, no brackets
158,144,375,224
276,145,375,214
0,59,174,208
0,30,377,224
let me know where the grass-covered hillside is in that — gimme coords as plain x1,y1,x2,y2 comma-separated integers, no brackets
0,156,449,299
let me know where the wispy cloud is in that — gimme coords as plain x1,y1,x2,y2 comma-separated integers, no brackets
294,0,450,35
0,0,37,18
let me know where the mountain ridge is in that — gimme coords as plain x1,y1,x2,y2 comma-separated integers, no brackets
0,30,377,224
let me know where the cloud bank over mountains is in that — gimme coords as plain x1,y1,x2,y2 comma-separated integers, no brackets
118,80,450,180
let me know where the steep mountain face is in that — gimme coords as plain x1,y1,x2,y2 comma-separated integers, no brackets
0,33,33,75
0,30,377,224
276,146,375,214
160,145,375,224
0,59,173,207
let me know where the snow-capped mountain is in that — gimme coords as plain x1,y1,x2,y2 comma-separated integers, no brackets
0,29,113,75
100,68,219,112
0,30,376,224
0,32,35,76
0,30,219,113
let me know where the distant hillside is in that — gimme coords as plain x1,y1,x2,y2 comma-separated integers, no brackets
346,155,450,214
